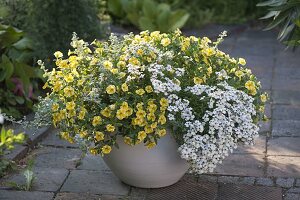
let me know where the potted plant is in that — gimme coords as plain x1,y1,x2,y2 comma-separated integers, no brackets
31,30,267,188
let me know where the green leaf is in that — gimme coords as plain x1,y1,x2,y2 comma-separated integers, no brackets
138,17,156,31
260,11,279,19
142,0,157,19
107,0,124,18
157,10,171,32
264,10,290,30
0,55,14,81
0,25,23,47
168,10,190,32
15,96,25,104
257,0,284,7
12,37,33,50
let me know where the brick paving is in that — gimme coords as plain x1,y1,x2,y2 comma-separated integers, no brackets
1,25,300,199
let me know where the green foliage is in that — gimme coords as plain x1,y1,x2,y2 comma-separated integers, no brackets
7,159,35,191
26,0,106,61
158,0,264,28
258,0,300,47
0,24,42,118
0,126,25,177
107,0,189,32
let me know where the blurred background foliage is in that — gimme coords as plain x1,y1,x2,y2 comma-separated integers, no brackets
0,0,298,118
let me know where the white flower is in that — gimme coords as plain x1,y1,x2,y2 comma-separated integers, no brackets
0,113,4,124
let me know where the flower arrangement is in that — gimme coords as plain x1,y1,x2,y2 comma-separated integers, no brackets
37,30,267,174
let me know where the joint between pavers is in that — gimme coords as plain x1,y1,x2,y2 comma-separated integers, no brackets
52,169,71,200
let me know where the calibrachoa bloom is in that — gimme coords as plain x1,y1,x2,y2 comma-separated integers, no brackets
37,30,267,174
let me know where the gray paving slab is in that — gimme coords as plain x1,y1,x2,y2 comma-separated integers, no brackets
276,178,295,188
213,154,265,177
33,147,82,169
256,177,275,187
268,137,300,156
274,67,300,80
272,120,300,137
77,154,110,171
41,129,79,148
216,184,282,200
0,190,54,200
267,156,300,178
60,170,130,195
273,90,300,105
284,193,300,200
273,105,300,120
297,179,300,187
272,78,300,91
54,192,102,200
234,136,266,155
2,167,68,192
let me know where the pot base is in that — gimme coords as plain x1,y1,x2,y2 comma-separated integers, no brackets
103,133,189,188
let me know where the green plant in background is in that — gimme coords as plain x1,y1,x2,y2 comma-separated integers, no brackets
8,159,35,191
108,0,189,32
0,114,25,177
26,0,106,62
258,0,300,47
0,24,43,118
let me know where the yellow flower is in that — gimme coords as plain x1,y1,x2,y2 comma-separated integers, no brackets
161,38,171,47
128,57,140,66
137,131,147,141
106,85,116,94
52,103,59,112
64,74,74,83
150,31,160,38
238,58,246,66
92,116,102,127
102,145,112,154
66,101,75,110
124,136,133,146
157,129,167,137
193,77,203,85
95,131,105,141
136,110,146,118
78,110,86,120
121,83,128,92
136,49,143,55
235,70,244,79
202,47,215,57
103,60,113,70
147,113,156,121
116,109,127,120
80,130,88,138
146,142,156,149
90,148,97,155
144,125,153,134
160,98,168,107
145,85,153,93
245,81,256,91
260,94,267,103
117,61,126,68
106,124,115,132
54,51,63,58
136,89,145,96
207,67,212,76
63,86,75,97
101,107,112,118
111,68,118,74
158,115,166,125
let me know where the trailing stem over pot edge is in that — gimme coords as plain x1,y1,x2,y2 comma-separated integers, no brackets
28,30,267,174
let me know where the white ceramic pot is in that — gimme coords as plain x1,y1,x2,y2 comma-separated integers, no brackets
103,133,189,188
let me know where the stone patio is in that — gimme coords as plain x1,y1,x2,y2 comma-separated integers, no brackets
1,25,300,199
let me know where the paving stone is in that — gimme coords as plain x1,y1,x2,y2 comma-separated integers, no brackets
260,121,271,133
217,184,282,200
198,175,218,183
33,147,82,169
61,170,130,195
218,176,239,184
147,181,218,200
273,79,300,91
297,179,300,187
239,55,274,77
284,193,300,200
3,144,29,161
256,177,275,187
287,187,300,193
3,167,68,192
130,187,148,199
181,174,198,183
54,192,102,200
238,177,256,185
274,67,300,80
0,190,54,200
276,178,295,188
267,156,300,178
234,136,266,154
273,105,300,120
77,154,110,171
273,90,300,105
272,120,300,137
101,194,126,200
214,154,265,177
268,137,300,156
41,129,78,148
